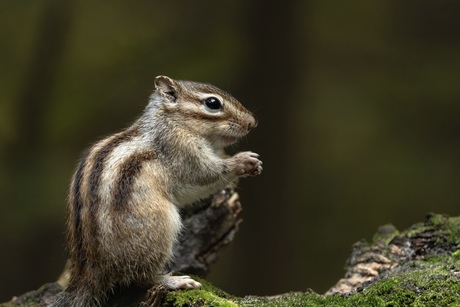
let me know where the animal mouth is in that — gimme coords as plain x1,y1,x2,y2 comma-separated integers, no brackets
221,135,238,145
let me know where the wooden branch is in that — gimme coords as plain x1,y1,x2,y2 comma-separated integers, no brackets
326,213,460,295
171,189,243,276
3,209,460,306
3,188,243,306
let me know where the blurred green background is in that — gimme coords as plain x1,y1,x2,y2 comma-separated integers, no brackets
1,0,460,302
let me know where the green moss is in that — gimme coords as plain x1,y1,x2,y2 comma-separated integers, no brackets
197,276,233,299
2,256,458,307
347,255,460,307
163,253,460,306
425,213,448,227
444,216,460,244
452,249,460,260
0,300,37,307
4,214,459,307
422,214,460,245
236,291,345,307
404,223,431,238
372,224,399,244
164,253,460,307
163,277,238,307
164,289,238,307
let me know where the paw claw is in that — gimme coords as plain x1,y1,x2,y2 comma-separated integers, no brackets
160,275,202,290
231,151,263,177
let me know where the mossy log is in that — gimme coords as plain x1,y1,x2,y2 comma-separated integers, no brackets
2,195,460,307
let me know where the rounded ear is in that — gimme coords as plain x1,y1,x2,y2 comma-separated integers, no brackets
155,75,177,101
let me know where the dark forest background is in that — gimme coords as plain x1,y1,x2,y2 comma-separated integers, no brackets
1,0,460,302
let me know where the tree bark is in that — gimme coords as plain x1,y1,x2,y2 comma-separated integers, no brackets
2,210,460,306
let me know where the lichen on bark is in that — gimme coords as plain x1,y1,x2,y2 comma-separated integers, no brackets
2,213,460,306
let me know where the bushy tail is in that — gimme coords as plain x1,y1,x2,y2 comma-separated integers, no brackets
48,287,106,307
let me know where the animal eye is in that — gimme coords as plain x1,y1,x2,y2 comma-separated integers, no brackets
203,97,222,110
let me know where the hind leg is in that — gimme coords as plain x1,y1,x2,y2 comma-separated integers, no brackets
159,274,202,290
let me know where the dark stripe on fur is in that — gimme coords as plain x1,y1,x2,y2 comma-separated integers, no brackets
70,151,89,276
112,151,156,210
86,128,140,253
163,106,231,122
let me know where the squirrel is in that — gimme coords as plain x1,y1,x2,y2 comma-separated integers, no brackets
50,76,262,306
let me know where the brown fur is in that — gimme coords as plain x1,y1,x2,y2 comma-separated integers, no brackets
50,76,262,307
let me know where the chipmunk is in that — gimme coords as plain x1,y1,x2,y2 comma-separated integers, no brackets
50,76,262,306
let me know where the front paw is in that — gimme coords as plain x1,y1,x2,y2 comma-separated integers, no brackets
231,151,263,177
